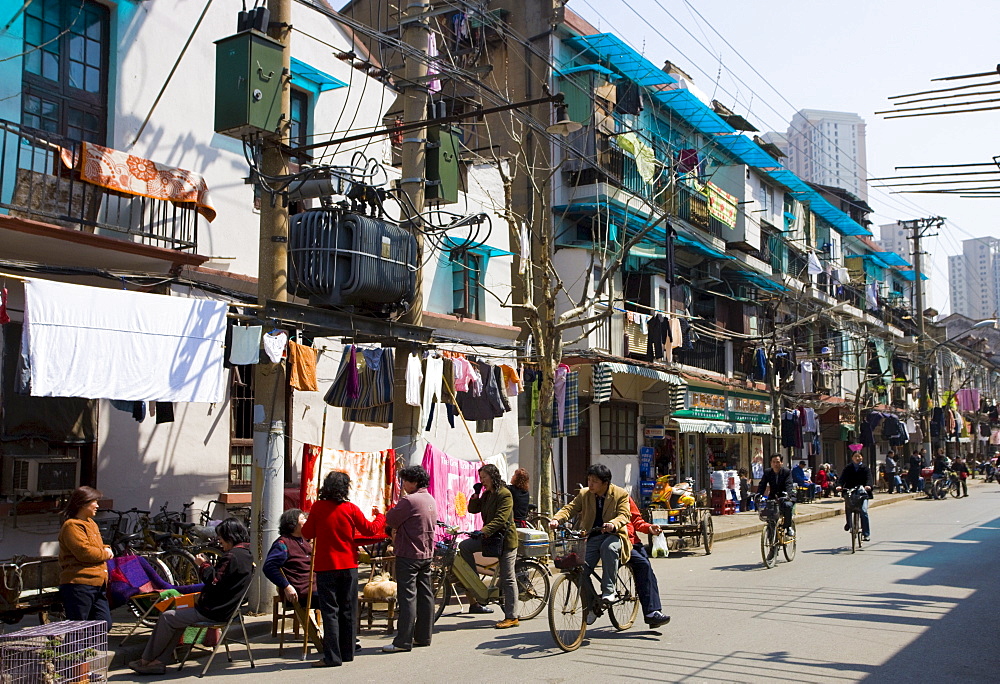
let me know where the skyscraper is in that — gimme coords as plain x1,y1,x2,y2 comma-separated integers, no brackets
785,110,868,202
948,237,1000,319
878,222,910,258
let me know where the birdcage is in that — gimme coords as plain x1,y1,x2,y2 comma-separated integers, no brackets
0,620,109,684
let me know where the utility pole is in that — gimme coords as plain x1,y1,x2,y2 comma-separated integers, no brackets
391,3,431,465
249,0,291,613
904,216,943,467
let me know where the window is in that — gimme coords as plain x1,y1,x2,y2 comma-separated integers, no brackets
229,365,254,491
451,250,482,318
600,402,637,454
289,88,311,165
22,0,109,143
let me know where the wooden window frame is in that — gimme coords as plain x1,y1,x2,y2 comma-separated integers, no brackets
451,249,482,319
599,402,637,455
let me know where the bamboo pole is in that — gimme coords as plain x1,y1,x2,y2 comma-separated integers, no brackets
302,404,328,660
442,377,486,464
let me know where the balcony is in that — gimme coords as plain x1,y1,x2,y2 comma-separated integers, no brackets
565,129,669,208
0,120,200,252
675,336,728,375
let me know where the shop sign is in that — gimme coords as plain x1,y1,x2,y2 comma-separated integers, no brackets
729,394,771,423
689,391,727,412
644,425,666,438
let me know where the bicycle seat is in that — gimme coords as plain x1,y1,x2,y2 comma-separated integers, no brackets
176,522,195,531
527,503,538,512
189,525,217,540
152,532,172,544
118,532,145,546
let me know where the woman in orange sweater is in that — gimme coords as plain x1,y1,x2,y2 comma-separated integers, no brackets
58,486,114,631
302,471,386,668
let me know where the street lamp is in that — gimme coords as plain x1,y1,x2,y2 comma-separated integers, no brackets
546,104,582,136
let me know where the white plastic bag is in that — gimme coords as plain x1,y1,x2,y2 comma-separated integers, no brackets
650,533,669,558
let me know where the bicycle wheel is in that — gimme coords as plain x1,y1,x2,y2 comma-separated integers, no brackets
783,521,797,562
548,572,586,652
159,548,200,586
949,480,962,499
515,558,550,620
431,564,452,623
760,523,777,568
701,515,714,555
193,545,222,567
139,552,174,585
851,510,861,552
608,564,639,631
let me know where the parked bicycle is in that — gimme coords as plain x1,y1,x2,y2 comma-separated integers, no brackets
930,470,961,500
431,522,550,622
546,527,640,652
755,495,796,569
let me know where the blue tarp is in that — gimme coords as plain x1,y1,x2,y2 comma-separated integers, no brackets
675,234,734,260
727,269,789,293
898,269,929,282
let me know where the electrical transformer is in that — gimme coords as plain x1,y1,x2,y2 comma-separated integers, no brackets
214,30,284,137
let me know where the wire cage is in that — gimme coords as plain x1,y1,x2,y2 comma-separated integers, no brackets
0,620,109,684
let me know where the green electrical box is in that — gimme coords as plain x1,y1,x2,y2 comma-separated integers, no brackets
214,30,284,137
426,125,460,205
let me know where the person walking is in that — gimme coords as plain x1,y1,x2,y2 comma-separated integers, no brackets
302,471,386,668
953,456,970,497
908,450,924,494
58,486,113,632
383,465,437,653
464,463,520,629
884,452,902,494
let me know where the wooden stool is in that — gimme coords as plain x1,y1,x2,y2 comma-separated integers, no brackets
356,596,397,634
272,594,321,654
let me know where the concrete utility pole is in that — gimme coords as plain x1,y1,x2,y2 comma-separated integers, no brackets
903,216,943,467
391,2,430,466
249,0,291,613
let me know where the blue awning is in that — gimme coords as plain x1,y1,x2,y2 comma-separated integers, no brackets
877,251,911,268
727,269,788,293
291,58,347,92
898,269,929,282
556,64,618,78
675,234,734,260
443,236,514,258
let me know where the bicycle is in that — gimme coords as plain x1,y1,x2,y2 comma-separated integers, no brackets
430,522,550,622
755,495,796,569
842,486,868,553
546,528,640,652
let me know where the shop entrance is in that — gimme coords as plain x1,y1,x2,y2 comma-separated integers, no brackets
563,400,591,496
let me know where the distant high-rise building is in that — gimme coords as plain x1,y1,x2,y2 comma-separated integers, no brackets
948,237,1000,319
878,222,909,258
785,110,868,202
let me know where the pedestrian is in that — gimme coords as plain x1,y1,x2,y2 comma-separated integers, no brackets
464,463,520,629
58,486,114,632
302,471,387,668
884,451,902,494
510,468,531,528
262,508,321,652
908,450,924,493
737,468,750,512
814,466,832,498
129,518,254,675
625,496,670,629
953,456,970,497
383,465,437,653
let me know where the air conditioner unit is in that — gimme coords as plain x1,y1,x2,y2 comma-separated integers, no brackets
2,456,81,497
693,261,723,284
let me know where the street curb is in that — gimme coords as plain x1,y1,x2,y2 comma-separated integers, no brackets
711,491,925,543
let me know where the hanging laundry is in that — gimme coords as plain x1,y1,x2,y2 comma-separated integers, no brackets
300,444,392,514
807,252,823,276
23,279,227,403
499,364,521,396
0,286,9,324
287,341,318,392
865,282,879,311
615,132,657,184
426,32,441,93
492,366,511,413
324,346,395,424
780,410,800,448
456,360,506,421
453,356,477,392
646,314,668,360
262,330,288,363
421,354,444,431
551,370,579,438
554,364,569,431
753,349,768,382
614,80,642,115
665,223,677,285
676,148,699,174
154,401,175,424
132,401,147,423
229,325,262,365
422,443,484,540
793,361,814,394
405,353,422,407
955,388,980,413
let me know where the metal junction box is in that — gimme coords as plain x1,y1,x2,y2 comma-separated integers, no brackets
426,125,460,205
214,30,284,137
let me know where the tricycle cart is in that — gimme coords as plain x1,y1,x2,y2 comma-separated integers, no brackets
0,556,63,625
650,506,714,555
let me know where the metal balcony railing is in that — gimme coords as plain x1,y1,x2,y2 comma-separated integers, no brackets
676,336,727,375
0,120,199,251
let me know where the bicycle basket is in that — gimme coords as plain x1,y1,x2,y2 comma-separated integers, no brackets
550,536,587,570
846,487,868,511
758,499,779,523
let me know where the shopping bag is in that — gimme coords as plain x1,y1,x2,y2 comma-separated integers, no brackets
650,534,669,558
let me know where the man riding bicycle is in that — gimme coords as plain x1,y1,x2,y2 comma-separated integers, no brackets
756,455,796,537
549,464,631,615
837,451,872,541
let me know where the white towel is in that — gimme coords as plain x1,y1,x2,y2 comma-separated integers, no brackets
262,330,288,362
229,325,261,365
24,279,227,402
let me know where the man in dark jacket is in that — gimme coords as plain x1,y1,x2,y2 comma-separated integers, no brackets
837,452,872,541
884,451,901,494
756,455,796,536
384,465,437,652
908,450,924,493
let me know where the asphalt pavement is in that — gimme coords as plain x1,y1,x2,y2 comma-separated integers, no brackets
105,478,1000,683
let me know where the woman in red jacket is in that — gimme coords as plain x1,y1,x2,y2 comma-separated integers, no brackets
302,471,386,667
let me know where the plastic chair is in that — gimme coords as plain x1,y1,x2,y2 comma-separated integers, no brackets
176,570,256,678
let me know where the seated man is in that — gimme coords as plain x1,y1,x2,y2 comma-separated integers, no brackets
263,508,322,652
791,461,817,502
549,464,631,613
128,518,254,675
756,455,796,536
626,496,670,629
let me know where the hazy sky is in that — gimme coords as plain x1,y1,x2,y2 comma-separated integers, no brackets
571,0,1000,312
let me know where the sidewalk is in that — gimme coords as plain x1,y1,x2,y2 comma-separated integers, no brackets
708,476,993,543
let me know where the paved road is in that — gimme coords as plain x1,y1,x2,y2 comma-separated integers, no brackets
111,482,1000,683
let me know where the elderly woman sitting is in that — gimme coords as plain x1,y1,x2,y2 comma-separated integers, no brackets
263,508,322,651
128,518,254,675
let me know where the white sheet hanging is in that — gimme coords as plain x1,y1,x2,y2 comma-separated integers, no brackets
24,279,228,402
